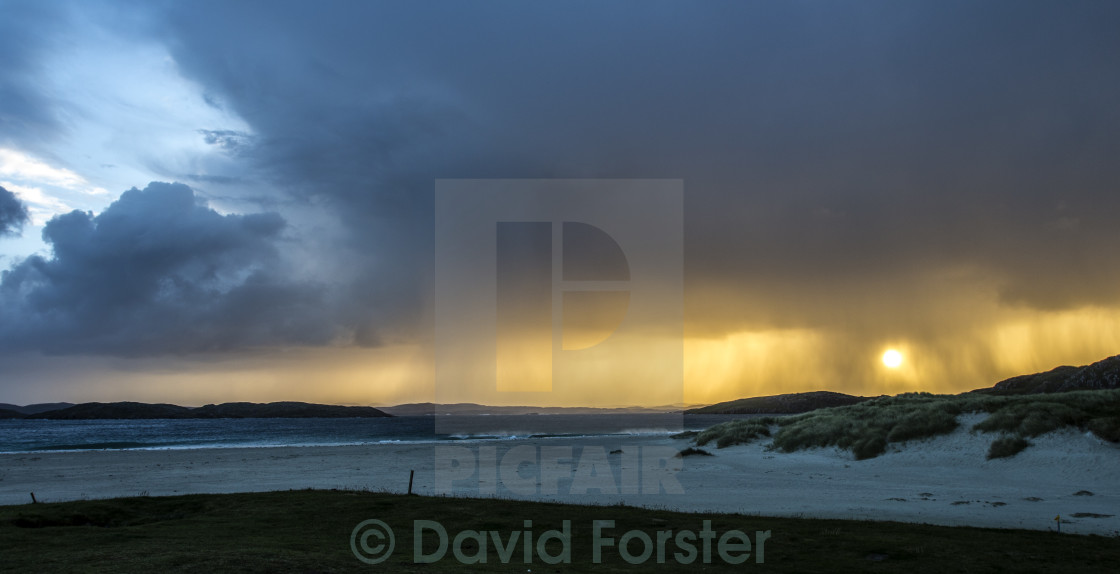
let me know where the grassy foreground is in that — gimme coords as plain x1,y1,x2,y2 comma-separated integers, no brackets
3,490,1119,573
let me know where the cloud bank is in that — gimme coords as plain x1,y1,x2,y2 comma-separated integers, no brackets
0,182,340,355
0,185,29,236
2,1,1120,402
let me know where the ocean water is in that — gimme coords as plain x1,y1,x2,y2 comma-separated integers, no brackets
0,414,746,453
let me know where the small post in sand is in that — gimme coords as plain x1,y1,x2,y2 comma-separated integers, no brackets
408,470,415,495
30,492,37,504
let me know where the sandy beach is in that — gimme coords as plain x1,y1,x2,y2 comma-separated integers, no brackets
2,414,1117,535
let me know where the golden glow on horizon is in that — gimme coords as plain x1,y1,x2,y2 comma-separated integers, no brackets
882,349,903,368
682,306,1120,404
13,306,1120,408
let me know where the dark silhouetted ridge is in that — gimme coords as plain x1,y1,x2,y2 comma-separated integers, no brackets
685,391,872,415
27,402,192,419
0,402,74,415
0,408,24,419
190,402,391,418
977,354,1120,395
380,403,683,415
24,401,391,419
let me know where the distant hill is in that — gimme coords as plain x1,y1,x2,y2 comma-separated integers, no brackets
380,402,686,416
685,391,872,415
0,407,25,419
976,354,1120,395
14,354,1119,421
27,402,193,419
25,401,392,420
685,354,1120,416
190,402,391,418
0,402,74,415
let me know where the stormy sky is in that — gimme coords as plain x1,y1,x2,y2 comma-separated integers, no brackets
2,0,1120,406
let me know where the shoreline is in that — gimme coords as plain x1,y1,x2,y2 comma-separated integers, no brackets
0,412,735,454
3,419,1117,535
0,433,679,456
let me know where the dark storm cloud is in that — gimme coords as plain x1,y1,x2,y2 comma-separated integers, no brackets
152,0,1120,333
0,1,68,146
4,0,1120,358
0,185,30,236
0,182,340,355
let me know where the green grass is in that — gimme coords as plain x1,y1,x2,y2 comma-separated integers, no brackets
2,490,1119,573
987,436,1032,459
695,417,774,449
693,389,1120,460
1088,417,1120,442
676,446,713,457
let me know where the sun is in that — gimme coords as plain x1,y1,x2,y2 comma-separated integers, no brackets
882,349,903,368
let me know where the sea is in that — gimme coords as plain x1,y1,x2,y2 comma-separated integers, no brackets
0,414,747,454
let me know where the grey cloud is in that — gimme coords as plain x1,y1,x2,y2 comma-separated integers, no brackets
0,182,343,355
0,185,30,236
155,0,1120,330
0,1,68,146
197,129,253,153
4,0,1120,358
182,174,242,185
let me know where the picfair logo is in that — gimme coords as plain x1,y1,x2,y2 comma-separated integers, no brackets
496,221,630,391
434,179,683,416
